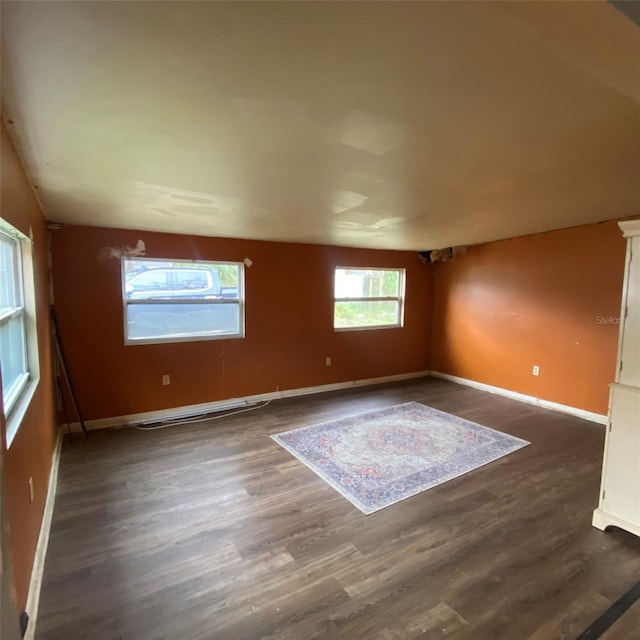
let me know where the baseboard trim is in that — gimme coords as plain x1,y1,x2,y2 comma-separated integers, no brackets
65,370,431,431
430,371,607,425
24,428,63,640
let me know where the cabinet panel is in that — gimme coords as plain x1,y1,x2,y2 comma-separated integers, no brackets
602,385,640,525
619,244,640,387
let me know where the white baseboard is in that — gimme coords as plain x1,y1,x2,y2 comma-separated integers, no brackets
64,369,607,430
24,428,63,640
65,370,431,431
430,371,607,425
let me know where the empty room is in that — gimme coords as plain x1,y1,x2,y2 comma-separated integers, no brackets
1,1,640,639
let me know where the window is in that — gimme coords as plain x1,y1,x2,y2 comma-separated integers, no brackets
0,220,39,447
0,227,29,414
334,267,405,330
122,258,244,344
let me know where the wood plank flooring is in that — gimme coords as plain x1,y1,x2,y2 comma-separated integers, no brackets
35,378,640,639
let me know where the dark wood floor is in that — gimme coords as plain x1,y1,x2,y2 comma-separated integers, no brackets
36,378,640,640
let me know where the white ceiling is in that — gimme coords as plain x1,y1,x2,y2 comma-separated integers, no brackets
2,1,639,250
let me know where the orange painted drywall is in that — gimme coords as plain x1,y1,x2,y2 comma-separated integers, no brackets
50,226,434,421
431,220,630,416
1,123,58,611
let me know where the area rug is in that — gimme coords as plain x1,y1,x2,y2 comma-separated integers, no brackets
271,402,529,514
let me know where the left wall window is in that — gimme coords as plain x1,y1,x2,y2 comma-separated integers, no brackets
0,219,38,445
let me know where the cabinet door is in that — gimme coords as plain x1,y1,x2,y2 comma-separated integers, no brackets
619,238,640,387
603,385,640,525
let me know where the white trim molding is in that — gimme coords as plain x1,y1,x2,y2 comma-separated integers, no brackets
430,371,607,425
24,428,63,640
618,218,640,238
64,370,431,431
593,509,640,538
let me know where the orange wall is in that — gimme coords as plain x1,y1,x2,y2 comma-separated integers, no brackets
50,226,434,420
431,220,629,415
1,124,58,610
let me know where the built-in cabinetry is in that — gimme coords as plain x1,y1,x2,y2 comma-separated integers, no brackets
593,219,640,538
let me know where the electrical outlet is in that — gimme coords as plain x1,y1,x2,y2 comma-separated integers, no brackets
532,365,540,376
162,374,170,386
28,477,34,503
326,356,332,366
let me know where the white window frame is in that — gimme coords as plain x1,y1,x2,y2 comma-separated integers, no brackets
333,266,406,331
122,257,245,345
0,219,39,448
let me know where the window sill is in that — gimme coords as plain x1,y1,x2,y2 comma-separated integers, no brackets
125,332,244,346
334,324,403,332
5,376,40,448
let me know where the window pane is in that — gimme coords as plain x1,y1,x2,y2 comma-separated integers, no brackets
335,268,400,298
0,313,28,403
126,302,240,341
380,271,400,297
126,269,171,295
171,270,210,292
334,300,400,328
212,264,239,289
0,234,17,310
123,260,242,300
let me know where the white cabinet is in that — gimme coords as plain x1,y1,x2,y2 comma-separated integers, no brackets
593,220,640,538
619,237,640,388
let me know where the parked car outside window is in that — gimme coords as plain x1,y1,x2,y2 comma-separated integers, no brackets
125,267,222,299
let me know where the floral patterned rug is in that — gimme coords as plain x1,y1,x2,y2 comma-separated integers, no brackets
271,401,530,514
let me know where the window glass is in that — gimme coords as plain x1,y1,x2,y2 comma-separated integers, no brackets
171,270,210,292
126,269,170,294
0,225,30,419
